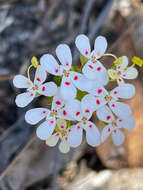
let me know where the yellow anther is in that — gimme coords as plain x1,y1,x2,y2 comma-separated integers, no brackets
132,56,143,67
31,56,39,68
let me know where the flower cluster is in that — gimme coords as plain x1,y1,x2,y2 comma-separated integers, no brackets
13,34,140,153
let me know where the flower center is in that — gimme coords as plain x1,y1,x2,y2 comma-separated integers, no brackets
112,120,117,127
32,84,39,91
91,55,97,64
50,109,57,117
104,95,112,101
82,116,87,124
63,70,70,77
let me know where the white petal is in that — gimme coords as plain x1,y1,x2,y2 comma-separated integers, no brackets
36,118,56,140
101,124,112,142
52,91,65,110
46,133,59,146
117,56,128,71
117,116,135,130
56,44,72,70
84,121,101,147
59,139,70,153
57,108,75,121
94,97,107,110
88,85,107,97
40,54,61,76
96,105,114,123
81,94,97,119
67,123,83,147
108,69,118,80
38,82,57,96
117,77,125,86
15,91,35,107
13,75,29,88
25,108,50,125
56,118,67,130
60,77,76,101
110,83,135,99
122,68,138,79
65,99,82,121
70,71,94,91
112,129,125,146
75,34,91,59
82,60,108,84
94,36,107,59
34,65,47,85
109,101,131,118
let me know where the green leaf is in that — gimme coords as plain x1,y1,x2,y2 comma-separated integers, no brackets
76,89,88,101
80,53,88,66
54,76,62,86
35,92,41,97
66,120,71,128
70,66,81,73
46,96,53,106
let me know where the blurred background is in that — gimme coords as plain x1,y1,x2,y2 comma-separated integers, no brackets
1,0,143,189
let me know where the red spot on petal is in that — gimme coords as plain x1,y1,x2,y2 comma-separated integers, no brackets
76,112,80,116
118,78,122,82
108,128,111,132
85,109,90,113
119,119,122,122
65,137,68,141
123,74,126,77
56,133,59,136
106,115,111,120
112,104,115,107
77,126,80,129
50,120,54,124
65,82,70,86
114,91,118,94
56,100,61,105
97,67,101,71
61,125,64,128
74,76,78,80
66,61,69,66
98,89,102,94
85,50,88,55
89,124,92,128
68,129,71,132
42,110,46,114
30,93,34,97
118,66,121,69
36,77,41,82
55,69,59,73
88,65,94,69
96,99,100,105
63,110,67,116
113,129,117,133
42,86,46,91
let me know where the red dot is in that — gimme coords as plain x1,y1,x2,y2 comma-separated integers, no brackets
108,128,111,132
56,100,61,105
65,82,70,86
114,91,118,94
89,124,92,128
112,104,115,107
123,74,126,77
113,129,117,133
56,133,59,136
77,126,80,129
65,137,68,141
97,67,101,71
85,109,90,113
42,86,46,91
50,120,54,124
36,77,41,82
106,115,111,120
68,129,71,132
118,66,120,69
119,119,122,122
76,112,80,116
88,65,94,69
63,110,67,116
61,125,64,128
42,110,46,114
74,76,78,80
30,93,34,97
96,99,100,105
55,69,59,73
85,50,88,55
66,61,69,66
98,89,102,94
118,78,122,82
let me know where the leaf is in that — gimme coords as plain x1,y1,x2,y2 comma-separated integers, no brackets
80,53,88,66
70,66,81,73
35,92,41,97
76,89,88,101
46,96,53,106
66,120,71,128
54,76,62,86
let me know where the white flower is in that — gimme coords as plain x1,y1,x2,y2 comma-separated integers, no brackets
25,91,74,140
96,105,135,146
46,118,70,153
40,44,94,100
88,83,135,118
13,65,57,107
108,56,138,85
75,34,108,85
66,95,101,147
